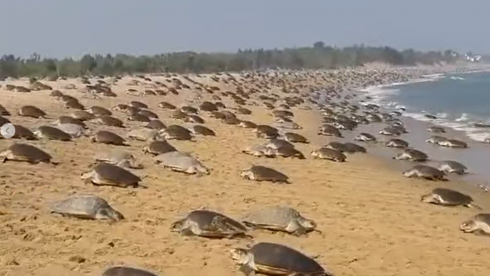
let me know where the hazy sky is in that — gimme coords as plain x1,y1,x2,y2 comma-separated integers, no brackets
0,0,487,58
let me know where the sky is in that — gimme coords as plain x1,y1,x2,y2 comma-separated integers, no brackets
0,0,487,58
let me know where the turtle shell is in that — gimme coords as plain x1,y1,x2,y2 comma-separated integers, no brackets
243,207,301,229
94,131,127,145
283,132,308,143
193,125,215,136
102,266,160,276
89,106,112,116
159,102,176,110
146,141,177,155
432,188,473,205
18,105,46,118
57,116,86,128
12,125,37,140
0,116,10,125
185,210,247,235
164,125,193,140
250,165,289,182
98,116,125,127
250,243,327,275
93,163,141,185
71,110,95,121
145,119,166,130
36,126,72,141
7,143,52,162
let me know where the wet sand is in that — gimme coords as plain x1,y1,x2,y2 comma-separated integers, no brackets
0,69,489,276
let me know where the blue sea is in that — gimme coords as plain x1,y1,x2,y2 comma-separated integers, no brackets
365,71,490,142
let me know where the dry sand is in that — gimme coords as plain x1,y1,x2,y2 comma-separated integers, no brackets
0,71,489,276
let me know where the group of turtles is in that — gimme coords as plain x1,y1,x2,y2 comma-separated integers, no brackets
308,90,490,238
1,69,489,276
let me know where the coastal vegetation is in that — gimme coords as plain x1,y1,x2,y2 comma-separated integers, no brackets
0,42,460,79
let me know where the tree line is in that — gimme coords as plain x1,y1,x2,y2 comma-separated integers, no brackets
0,42,461,79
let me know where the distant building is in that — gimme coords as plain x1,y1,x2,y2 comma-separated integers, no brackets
465,53,482,62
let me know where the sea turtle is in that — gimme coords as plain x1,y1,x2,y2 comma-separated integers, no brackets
56,123,88,138
393,148,428,162
238,121,257,129
154,151,209,175
94,115,125,128
130,101,148,109
426,135,448,145
271,147,306,159
11,124,37,140
265,139,295,150
143,140,177,155
421,188,481,209
50,195,124,222
242,144,274,158
181,105,198,114
428,126,445,133
199,101,218,112
145,119,166,130
170,109,188,120
71,110,95,121
223,116,242,125
242,206,318,236
343,142,367,154
126,128,163,141
460,213,490,235
402,164,445,181
240,165,289,183
438,160,468,175
274,121,302,130
282,132,308,143
33,125,72,141
138,109,159,119
53,116,87,128
379,126,404,136
185,115,205,124
0,143,56,164
311,148,346,162
437,139,468,148
229,242,333,276
0,104,11,116
160,125,194,141
88,105,112,116
354,132,376,142
128,113,151,123
102,266,160,276
385,138,409,148
324,142,347,153
254,125,279,139
81,163,143,188
191,125,216,136
318,124,342,138
65,99,85,110
158,101,177,110
170,210,249,238
0,116,10,126
94,150,143,169
18,105,47,118
91,131,129,146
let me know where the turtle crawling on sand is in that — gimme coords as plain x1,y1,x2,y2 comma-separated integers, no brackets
154,151,209,175
0,143,57,164
393,148,428,162
311,148,346,162
438,160,468,175
240,165,289,183
229,242,334,276
94,150,143,169
403,165,445,181
91,131,129,146
81,163,143,188
102,266,160,276
242,206,318,236
242,144,274,158
460,213,490,235
50,195,124,222
170,210,249,239
33,125,72,141
421,188,481,209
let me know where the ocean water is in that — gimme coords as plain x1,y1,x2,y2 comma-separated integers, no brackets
363,71,490,142
352,71,490,184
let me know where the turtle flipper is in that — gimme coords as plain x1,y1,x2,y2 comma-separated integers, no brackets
239,264,256,276
466,203,482,210
291,227,308,237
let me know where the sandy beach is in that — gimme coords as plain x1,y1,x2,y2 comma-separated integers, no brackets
1,67,490,276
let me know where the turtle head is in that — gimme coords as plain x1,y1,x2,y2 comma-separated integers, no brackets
298,217,317,231
420,193,438,203
239,170,252,179
80,170,94,179
402,169,414,178
229,248,250,264
310,150,319,157
460,219,478,233
170,218,185,232
96,207,124,222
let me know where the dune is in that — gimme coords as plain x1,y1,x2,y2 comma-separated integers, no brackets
0,69,489,276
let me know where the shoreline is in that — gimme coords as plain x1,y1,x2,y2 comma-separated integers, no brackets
351,69,490,187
